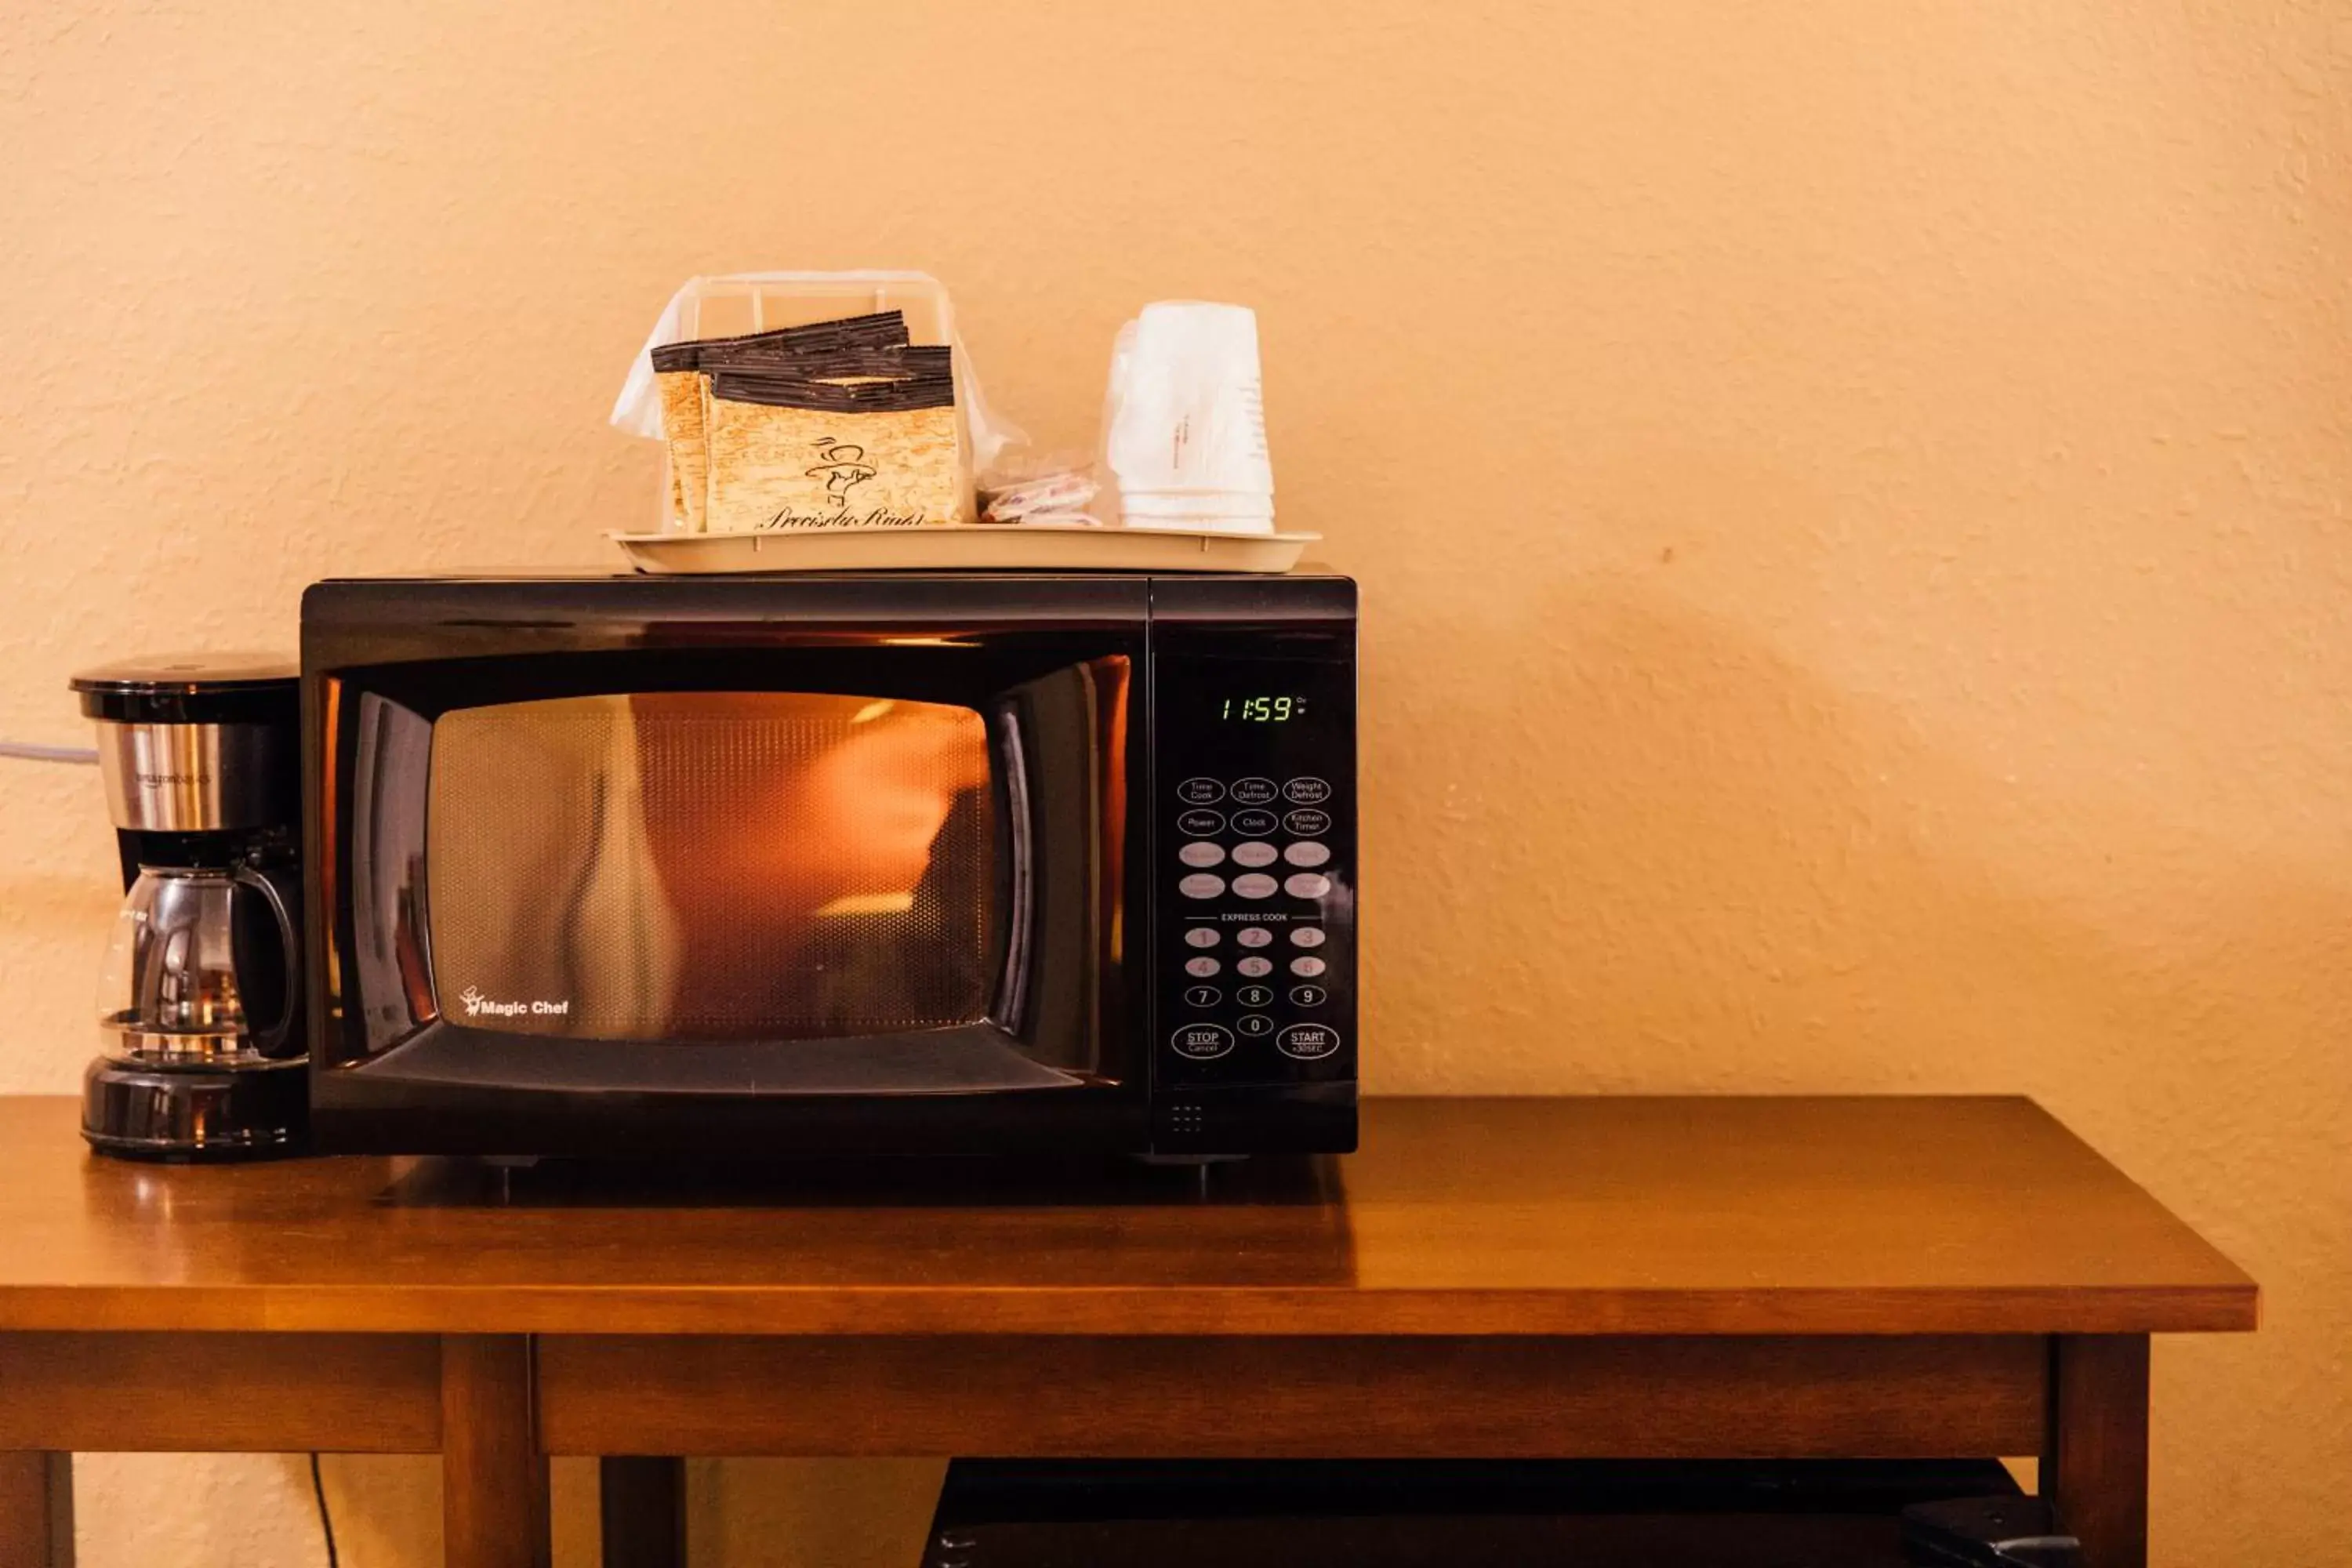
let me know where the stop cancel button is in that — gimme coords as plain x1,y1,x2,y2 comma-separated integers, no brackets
1278,1023,1341,1061
1171,1023,1235,1060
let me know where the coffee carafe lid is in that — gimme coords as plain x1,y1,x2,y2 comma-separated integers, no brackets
71,654,298,725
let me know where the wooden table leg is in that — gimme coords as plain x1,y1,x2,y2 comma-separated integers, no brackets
598,1457,684,1568
2044,1334,2150,1568
0,1452,71,1568
441,1337,549,1568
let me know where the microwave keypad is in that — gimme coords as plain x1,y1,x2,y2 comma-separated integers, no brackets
1163,771,1349,1080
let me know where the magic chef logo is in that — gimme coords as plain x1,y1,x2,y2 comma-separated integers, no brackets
804,435,877,510
457,985,570,1019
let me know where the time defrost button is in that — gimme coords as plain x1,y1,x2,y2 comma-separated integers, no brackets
1230,778,1279,806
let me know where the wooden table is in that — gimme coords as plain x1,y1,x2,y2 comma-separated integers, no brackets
0,1095,2254,1568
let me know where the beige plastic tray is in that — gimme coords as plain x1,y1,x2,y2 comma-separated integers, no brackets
611,524,1317,575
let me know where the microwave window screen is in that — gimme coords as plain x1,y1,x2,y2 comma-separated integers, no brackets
424,692,998,1040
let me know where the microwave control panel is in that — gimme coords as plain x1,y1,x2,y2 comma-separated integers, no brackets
1151,652,1356,1097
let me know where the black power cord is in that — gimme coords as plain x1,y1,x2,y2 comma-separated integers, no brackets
308,1452,341,1568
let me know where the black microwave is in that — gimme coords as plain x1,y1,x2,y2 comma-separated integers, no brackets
301,572,1356,1160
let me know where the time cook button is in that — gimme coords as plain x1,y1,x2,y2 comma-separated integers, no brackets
1171,1024,1235,1060
1178,778,1225,805
1278,1024,1341,1061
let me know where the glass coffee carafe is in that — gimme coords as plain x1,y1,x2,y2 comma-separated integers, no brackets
99,862,299,1064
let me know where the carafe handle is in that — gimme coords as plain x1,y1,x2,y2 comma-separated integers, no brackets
233,865,303,1058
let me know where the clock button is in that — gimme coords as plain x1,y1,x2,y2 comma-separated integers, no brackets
1231,841,1279,868
1230,778,1278,806
1290,926,1327,948
1230,809,1279,836
1290,955,1327,978
1178,778,1225,805
1282,841,1330,867
1283,777,1332,806
1178,873,1225,900
1283,873,1333,899
1178,841,1226,868
1184,927,1221,949
1177,809,1225,837
1232,873,1278,899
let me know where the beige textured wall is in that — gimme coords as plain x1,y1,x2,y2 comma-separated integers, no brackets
2,2,2347,1563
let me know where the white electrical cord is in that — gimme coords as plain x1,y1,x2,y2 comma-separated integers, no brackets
0,742,97,764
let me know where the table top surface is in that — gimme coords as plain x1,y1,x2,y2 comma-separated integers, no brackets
0,1094,2255,1338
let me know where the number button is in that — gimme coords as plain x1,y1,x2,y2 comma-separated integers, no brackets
1290,983,1330,1007
1184,956,1220,978
1236,927,1273,949
1171,1024,1234,1060
1184,927,1221,949
1283,778,1332,805
1178,873,1225,901
1278,1024,1341,1061
1283,808,1331,836
1178,778,1225,805
1230,778,1278,806
1236,956,1273,978
1231,841,1279,868
1236,984,1274,1007
1290,955,1327,978
1290,926,1327,948
1183,985,1221,1007
1237,1014,1275,1038
1178,809,1225,837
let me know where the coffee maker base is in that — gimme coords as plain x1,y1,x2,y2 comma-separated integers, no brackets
82,1057,308,1163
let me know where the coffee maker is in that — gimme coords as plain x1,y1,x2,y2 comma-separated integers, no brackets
71,656,307,1160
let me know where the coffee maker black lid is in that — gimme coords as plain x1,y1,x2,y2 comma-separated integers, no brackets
71,654,299,724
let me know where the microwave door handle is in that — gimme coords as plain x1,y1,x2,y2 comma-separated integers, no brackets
993,702,1034,1033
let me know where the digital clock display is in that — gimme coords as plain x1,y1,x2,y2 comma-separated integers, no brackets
1221,695,1305,722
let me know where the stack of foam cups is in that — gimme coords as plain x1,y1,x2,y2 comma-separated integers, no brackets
1102,302,1276,535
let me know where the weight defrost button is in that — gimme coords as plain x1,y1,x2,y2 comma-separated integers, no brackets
1232,873,1278,899
1283,873,1333,899
1178,873,1225,900
1283,777,1332,805
1278,1024,1341,1061
1290,955,1327,978
1178,778,1225,805
1282,841,1330,868
1178,841,1226,868
1172,1024,1234,1060
1232,841,1278,868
